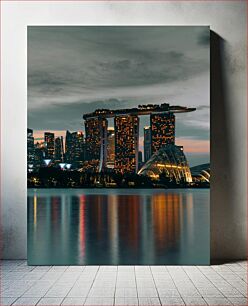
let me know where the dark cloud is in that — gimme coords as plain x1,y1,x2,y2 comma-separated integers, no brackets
28,26,210,157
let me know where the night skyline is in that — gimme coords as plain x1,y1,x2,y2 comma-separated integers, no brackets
28,26,210,167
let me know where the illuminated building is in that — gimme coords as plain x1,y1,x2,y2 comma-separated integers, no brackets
144,126,152,162
44,132,55,159
85,117,108,171
65,131,85,168
54,136,64,163
114,115,139,173
33,141,46,171
27,128,35,172
150,112,175,154
190,163,210,185
138,144,192,184
107,127,115,169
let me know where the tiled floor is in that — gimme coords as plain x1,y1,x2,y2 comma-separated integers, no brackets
0,261,247,306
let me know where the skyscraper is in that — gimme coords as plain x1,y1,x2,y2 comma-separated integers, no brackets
44,132,55,159
107,127,115,169
85,117,108,171
150,112,175,154
72,131,85,167
54,136,64,163
138,151,143,170
144,126,152,162
65,131,85,167
114,115,139,173
27,128,35,172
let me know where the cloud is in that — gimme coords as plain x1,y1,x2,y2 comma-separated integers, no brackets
28,26,210,165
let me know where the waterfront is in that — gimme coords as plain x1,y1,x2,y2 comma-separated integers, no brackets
28,188,209,265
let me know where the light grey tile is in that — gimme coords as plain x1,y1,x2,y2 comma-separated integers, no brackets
88,287,115,298
37,297,64,305
157,288,180,298
12,297,40,305
137,287,158,298
228,297,248,305
67,285,91,297
139,297,161,305
160,297,185,305
61,297,86,305
115,297,138,305
118,266,135,272
66,266,85,272
217,286,244,297
0,297,17,305
116,280,136,288
204,297,232,305
182,297,207,305
45,284,72,297
115,288,137,298
84,297,114,305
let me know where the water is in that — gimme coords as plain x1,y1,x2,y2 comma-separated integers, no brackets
28,188,209,265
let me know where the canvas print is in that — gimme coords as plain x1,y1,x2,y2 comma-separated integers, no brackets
27,26,210,265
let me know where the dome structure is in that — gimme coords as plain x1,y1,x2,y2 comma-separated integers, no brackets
138,144,192,184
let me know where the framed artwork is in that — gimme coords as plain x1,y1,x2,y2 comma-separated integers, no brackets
27,26,210,265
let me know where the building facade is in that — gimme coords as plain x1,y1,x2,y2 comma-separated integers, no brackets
54,136,64,163
144,126,152,162
65,131,85,168
107,127,115,169
114,115,139,173
150,112,175,154
85,117,108,171
44,132,55,159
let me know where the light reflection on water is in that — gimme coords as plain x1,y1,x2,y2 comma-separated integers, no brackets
28,189,209,265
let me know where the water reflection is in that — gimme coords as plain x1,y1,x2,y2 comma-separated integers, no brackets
28,189,209,265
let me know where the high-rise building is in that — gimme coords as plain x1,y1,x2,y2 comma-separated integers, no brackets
114,115,139,173
44,132,55,159
85,117,108,171
138,151,143,170
54,136,64,163
150,112,175,154
65,131,85,167
107,127,115,169
144,126,152,162
72,131,85,167
27,128,35,172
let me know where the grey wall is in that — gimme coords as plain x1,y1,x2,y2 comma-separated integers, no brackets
1,1,246,261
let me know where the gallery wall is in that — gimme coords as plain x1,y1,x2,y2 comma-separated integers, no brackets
1,1,246,260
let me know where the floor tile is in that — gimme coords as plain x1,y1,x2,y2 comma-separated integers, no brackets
139,297,161,305
115,297,138,305
228,297,248,305
115,288,137,298
84,297,114,305
88,287,115,298
182,297,207,305
12,297,40,305
204,297,233,305
0,297,18,305
160,297,185,305
61,297,86,305
138,287,158,298
157,288,180,298
37,297,64,305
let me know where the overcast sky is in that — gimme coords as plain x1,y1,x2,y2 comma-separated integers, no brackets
28,26,210,167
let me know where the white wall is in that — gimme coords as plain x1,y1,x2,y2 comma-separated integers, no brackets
1,1,246,260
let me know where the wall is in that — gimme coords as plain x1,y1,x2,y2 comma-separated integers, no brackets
1,1,247,260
